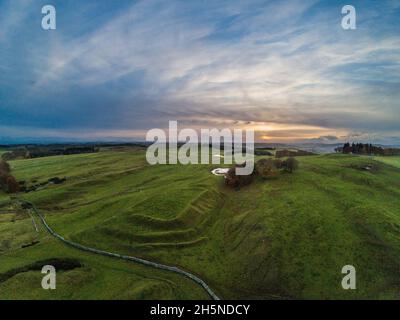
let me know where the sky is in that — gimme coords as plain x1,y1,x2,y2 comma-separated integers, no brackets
0,0,399,144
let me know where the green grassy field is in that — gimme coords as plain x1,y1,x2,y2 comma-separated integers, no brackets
1,148,400,299
374,156,400,168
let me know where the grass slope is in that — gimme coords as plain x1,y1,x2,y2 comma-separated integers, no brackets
1,149,400,299
374,156,400,168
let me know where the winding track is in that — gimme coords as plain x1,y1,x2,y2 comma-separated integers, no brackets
17,199,220,300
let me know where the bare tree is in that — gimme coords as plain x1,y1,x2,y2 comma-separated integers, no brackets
0,160,10,174
0,160,19,193
284,157,299,173
225,163,255,189
256,158,279,179
5,175,20,193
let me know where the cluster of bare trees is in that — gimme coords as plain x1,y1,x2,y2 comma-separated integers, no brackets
256,157,299,178
0,160,19,193
225,164,256,188
338,143,383,155
336,143,400,156
225,157,299,189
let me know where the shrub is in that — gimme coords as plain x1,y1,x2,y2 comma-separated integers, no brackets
0,172,6,190
5,175,20,193
0,160,10,174
273,159,283,169
0,160,19,194
225,163,255,189
283,157,299,173
256,158,279,179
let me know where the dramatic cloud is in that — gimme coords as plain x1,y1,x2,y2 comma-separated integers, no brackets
0,0,399,143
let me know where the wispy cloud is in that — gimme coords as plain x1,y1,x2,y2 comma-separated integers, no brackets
0,0,399,143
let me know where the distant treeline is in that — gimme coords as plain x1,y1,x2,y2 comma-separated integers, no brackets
275,149,315,158
335,143,400,156
2,145,99,161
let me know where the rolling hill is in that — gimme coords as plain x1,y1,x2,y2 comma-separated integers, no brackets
1,148,400,299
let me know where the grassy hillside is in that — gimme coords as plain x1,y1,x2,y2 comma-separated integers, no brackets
374,156,400,168
1,149,400,299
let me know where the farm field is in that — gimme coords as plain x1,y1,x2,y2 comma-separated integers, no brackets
1,149,400,299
